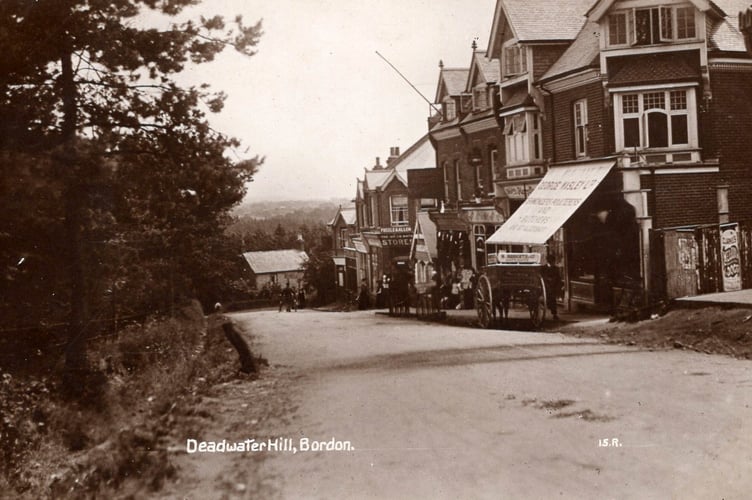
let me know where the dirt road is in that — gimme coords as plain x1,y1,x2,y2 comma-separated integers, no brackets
165,309,752,499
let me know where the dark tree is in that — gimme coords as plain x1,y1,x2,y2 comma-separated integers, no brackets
0,0,263,389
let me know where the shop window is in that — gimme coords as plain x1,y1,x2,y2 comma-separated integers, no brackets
615,88,694,151
389,195,408,226
574,99,588,158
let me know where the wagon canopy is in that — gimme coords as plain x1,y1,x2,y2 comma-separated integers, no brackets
486,160,615,246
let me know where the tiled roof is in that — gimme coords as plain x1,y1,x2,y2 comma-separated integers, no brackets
708,18,747,52
499,87,535,112
477,54,501,83
392,135,435,176
540,21,601,81
609,53,700,86
503,0,593,41
242,250,308,275
364,169,391,190
328,206,357,227
340,208,356,225
440,68,470,97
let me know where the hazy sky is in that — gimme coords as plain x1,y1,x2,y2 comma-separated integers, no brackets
171,0,497,201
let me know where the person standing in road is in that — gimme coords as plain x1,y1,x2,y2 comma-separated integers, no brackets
281,282,294,312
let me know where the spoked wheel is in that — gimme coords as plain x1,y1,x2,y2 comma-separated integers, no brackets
475,274,494,329
528,276,547,329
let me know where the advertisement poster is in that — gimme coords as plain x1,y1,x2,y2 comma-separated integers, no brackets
720,223,742,292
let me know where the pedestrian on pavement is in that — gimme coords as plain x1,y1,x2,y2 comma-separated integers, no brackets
541,254,562,320
376,279,384,308
358,278,370,310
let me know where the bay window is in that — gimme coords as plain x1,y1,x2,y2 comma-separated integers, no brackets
504,112,541,166
615,88,696,152
607,5,696,47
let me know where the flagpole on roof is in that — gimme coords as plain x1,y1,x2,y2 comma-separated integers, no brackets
375,50,443,117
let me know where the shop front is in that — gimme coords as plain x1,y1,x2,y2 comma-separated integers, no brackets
487,159,641,311
362,227,413,291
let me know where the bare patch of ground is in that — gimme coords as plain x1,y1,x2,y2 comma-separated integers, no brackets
557,306,752,360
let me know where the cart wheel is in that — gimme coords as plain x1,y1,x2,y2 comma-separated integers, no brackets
476,274,494,329
529,276,547,328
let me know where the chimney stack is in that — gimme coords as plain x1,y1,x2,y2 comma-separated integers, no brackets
374,156,381,169
387,146,400,166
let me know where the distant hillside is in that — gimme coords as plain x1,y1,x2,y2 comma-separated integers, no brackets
228,199,353,246
233,198,350,221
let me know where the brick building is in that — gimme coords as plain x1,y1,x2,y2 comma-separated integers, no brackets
347,136,436,295
486,0,752,308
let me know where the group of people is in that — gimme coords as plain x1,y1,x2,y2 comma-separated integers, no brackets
437,265,477,310
351,253,563,320
278,282,306,312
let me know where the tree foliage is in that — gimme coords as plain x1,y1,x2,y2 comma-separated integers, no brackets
0,0,264,380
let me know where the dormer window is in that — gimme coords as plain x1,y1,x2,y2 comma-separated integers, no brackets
607,5,696,47
444,99,457,121
473,86,488,111
504,44,527,76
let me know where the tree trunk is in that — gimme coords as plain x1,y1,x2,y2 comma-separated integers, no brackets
60,46,90,387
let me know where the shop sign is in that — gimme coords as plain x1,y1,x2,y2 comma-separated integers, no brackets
379,233,412,247
352,238,368,254
503,183,539,200
495,252,541,265
488,161,614,246
380,226,412,234
720,223,742,292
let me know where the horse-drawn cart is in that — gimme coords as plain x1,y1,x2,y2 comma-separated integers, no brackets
475,252,547,329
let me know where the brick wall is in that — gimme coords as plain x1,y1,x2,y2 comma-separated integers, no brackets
548,80,610,163
641,172,719,228
532,45,569,81
465,127,504,195
707,67,752,224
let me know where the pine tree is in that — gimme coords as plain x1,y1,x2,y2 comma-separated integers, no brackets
0,0,263,391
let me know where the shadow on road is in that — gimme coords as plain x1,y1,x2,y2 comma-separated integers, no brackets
319,342,647,374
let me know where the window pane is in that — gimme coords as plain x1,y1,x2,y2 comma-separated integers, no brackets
670,90,687,110
609,13,627,45
647,112,668,147
623,94,639,114
660,7,672,40
671,115,688,144
624,118,640,148
677,7,695,39
576,127,586,155
635,9,652,45
644,92,665,110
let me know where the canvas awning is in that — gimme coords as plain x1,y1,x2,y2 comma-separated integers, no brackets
410,212,438,262
486,160,615,246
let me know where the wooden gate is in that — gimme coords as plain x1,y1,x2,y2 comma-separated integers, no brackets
655,224,751,300
662,229,698,299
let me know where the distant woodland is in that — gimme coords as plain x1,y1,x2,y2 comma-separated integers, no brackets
228,199,349,252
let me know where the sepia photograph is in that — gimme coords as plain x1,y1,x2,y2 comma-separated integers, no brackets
2,0,752,498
